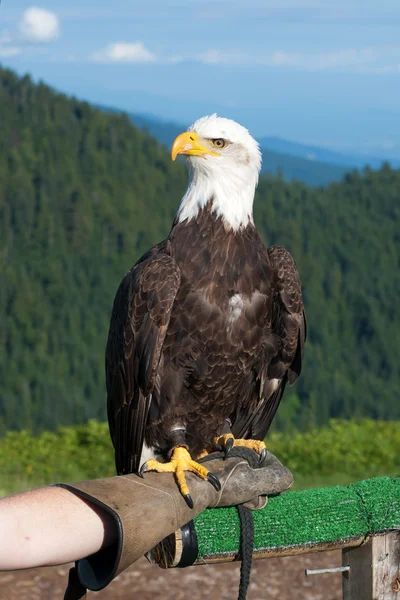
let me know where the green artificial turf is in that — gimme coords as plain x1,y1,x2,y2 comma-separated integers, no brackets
193,476,400,560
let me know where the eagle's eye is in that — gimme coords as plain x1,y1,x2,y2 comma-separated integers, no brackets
211,138,226,149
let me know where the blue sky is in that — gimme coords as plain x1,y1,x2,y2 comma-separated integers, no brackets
1,0,400,159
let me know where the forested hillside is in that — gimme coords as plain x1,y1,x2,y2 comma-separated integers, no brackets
1,66,400,434
255,165,400,429
0,67,186,433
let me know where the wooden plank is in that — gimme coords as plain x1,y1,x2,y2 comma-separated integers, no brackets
342,532,400,600
164,533,368,567
342,539,372,600
372,532,400,599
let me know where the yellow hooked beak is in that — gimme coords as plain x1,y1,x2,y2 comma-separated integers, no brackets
171,131,220,161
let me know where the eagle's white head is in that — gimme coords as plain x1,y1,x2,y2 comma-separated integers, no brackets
172,114,262,231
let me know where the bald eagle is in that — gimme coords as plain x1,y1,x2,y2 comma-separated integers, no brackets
106,115,306,506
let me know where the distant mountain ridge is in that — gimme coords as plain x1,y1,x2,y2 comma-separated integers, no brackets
119,110,400,183
115,110,352,186
258,136,398,170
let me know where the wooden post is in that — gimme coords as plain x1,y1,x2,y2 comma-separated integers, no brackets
342,532,400,599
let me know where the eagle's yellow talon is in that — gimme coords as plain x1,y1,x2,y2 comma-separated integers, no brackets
196,449,209,459
142,458,175,473
216,433,267,454
140,446,220,505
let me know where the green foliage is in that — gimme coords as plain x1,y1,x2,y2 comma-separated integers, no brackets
1,65,400,433
0,420,114,495
268,419,400,483
1,420,398,495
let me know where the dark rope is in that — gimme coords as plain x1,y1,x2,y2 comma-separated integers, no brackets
237,504,254,600
200,446,260,600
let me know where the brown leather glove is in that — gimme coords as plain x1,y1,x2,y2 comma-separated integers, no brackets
205,449,292,509
60,450,292,594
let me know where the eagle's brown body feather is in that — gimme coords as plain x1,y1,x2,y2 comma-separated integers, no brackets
106,203,306,475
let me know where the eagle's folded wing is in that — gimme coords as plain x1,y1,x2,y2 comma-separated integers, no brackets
232,245,306,441
106,252,180,474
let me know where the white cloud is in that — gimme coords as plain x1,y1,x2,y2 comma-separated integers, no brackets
199,49,248,65
269,48,376,70
19,7,60,43
200,50,225,65
166,55,183,64
0,46,22,58
0,31,21,58
0,7,60,58
197,46,400,73
90,42,156,63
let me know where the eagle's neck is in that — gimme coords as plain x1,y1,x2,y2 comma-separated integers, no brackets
176,161,257,231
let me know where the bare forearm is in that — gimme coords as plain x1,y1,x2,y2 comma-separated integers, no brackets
0,486,117,570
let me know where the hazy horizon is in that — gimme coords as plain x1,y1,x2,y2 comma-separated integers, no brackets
2,0,400,161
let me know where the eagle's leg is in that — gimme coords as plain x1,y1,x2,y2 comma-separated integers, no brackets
139,446,221,508
216,433,267,458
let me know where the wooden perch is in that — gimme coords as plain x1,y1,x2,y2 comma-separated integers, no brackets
149,476,400,599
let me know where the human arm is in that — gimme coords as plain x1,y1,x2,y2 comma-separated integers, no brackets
0,450,292,590
0,486,117,570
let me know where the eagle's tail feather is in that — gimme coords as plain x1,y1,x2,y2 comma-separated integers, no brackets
230,377,288,442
